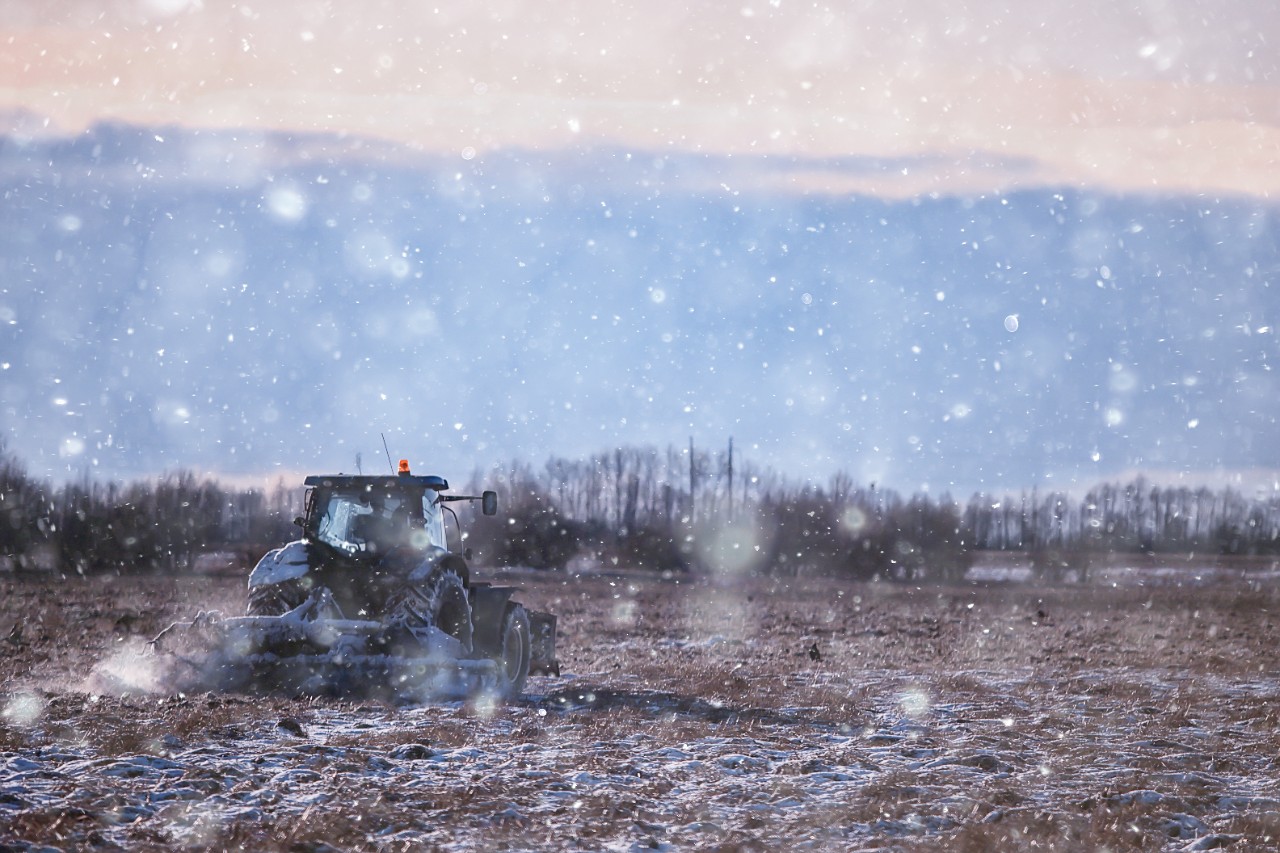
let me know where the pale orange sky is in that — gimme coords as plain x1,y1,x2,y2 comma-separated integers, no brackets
2,0,1278,197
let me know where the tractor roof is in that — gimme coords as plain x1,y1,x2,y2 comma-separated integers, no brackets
303,474,450,491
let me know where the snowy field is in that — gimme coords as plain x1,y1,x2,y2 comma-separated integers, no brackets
3,566,1280,851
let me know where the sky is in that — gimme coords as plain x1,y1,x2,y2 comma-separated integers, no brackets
3,0,1278,198
2,1,1278,494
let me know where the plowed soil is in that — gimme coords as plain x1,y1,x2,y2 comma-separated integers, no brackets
3,565,1279,851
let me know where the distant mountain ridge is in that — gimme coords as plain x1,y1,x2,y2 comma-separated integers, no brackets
1,121,1277,493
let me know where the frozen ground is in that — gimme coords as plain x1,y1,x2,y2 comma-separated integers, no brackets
3,566,1280,851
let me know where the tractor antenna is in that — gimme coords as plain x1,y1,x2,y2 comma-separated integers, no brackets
381,433,395,474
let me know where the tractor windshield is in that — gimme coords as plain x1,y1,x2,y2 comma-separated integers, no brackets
310,485,447,555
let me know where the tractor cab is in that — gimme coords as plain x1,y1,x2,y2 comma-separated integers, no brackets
301,464,496,560
303,474,450,557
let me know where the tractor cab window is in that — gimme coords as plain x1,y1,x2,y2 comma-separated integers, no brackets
311,485,445,555
315,491,372,554
314,488,414,555
420,491,448,551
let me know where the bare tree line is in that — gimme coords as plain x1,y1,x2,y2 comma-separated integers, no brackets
465,443,1280,579
978,479,1280,554
2,438,1277,580
1,441,298,574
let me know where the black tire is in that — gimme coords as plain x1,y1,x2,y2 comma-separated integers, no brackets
247,578,308,616
492,604,531,699
386,567,474,652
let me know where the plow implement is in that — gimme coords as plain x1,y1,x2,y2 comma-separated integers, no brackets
150,584,558,702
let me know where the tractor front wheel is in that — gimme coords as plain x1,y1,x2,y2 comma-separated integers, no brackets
386,567,474,653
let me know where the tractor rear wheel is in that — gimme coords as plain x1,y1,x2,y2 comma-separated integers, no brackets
492,603,531,699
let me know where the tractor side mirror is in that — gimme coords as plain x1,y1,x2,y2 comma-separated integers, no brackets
482,491,498,516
